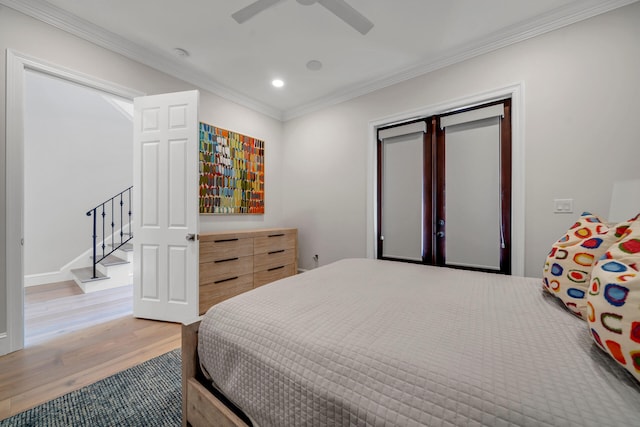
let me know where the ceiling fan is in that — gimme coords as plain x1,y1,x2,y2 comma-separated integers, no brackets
232,0,374,35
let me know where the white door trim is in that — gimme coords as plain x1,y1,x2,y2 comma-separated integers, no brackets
366,82,526,276
2,49,143,355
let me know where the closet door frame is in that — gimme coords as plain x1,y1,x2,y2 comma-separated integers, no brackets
367,83,524,276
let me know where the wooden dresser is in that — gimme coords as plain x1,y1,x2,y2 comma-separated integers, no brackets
198,228,297,314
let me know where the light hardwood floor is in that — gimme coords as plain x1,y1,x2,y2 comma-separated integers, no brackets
0,281,181,420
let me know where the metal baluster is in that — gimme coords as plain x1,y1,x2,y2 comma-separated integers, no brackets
128,187,132,239
101,204,106,259
120,193,124,245
111,198,115,252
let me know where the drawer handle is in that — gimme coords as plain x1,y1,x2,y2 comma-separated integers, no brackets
268,233,285,238
268,249,285,255
215,257,239,263
268,266,285,272
214,276,238,284
214,238,239,243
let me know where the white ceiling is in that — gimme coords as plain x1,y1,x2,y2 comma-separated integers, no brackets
5,0,637,120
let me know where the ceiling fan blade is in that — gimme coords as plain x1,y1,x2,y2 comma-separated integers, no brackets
317,0,374,35
232,0,285,24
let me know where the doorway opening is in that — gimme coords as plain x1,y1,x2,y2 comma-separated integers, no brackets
23,69,134,345
3,50,143,354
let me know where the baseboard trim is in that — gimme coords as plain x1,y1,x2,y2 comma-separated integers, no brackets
24,271,73,287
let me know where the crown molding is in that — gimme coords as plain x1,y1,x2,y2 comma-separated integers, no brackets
282,0,639,120
2,0,636,122
0,0,284,120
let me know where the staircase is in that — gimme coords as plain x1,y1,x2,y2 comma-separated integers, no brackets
71,186,133,293
71,242,133,293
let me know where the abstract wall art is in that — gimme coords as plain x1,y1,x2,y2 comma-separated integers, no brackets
199,122,265,214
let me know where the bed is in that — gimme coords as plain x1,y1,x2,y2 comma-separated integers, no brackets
182,258,640,426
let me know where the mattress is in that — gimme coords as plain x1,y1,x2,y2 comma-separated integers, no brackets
198,258,640,426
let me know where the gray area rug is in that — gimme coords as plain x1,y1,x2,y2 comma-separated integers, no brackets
1,349,181,427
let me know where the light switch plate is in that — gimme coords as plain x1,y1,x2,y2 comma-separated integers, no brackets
554,198,574,213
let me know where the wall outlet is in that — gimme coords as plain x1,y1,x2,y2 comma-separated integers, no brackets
553,198,574,214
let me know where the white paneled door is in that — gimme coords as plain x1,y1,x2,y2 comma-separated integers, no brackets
133,90,199,322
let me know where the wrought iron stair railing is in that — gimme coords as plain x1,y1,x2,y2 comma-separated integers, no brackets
86,186,133,279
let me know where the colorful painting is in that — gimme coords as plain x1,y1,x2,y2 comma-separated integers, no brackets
199,122,265,214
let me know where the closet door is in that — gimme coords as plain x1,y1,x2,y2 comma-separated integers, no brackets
377,121,430,263
436,101,511,273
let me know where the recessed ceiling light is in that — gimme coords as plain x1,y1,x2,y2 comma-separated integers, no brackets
271,79,285,88
173,48,189,57
306,60,323,71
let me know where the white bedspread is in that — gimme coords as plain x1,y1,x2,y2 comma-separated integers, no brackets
198,258,640,426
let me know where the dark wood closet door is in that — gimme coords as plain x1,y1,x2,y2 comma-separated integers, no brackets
377,119,432,264
435,99,512,274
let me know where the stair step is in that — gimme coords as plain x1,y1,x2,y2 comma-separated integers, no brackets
71,267,109,283
109,242,133,252
99,254,129,267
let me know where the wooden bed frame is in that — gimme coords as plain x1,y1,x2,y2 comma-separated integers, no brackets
182,319,251,427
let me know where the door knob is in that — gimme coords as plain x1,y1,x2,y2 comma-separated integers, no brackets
436,231,445,238
186,233,196,241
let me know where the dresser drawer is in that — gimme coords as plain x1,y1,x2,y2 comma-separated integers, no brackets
199,273,253,314
253,248,295,272
200,256,253,285
200,236,253,263
254,264,296,288
254,230,296,254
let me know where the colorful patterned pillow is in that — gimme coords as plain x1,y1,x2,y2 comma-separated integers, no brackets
587,215,640,381
542,212,631,319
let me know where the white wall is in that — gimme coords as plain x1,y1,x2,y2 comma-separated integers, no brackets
282,2,640,276
2,2,639,341
0,5,284,340
24,70,133,276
